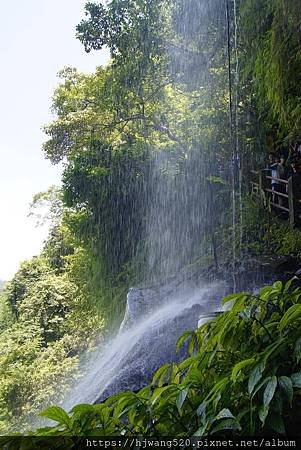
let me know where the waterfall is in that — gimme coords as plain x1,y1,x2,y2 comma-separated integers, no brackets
60,0,241,413
62,281,226,410
144,0,235,282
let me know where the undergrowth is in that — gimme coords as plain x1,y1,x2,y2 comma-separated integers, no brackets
2,278,301,446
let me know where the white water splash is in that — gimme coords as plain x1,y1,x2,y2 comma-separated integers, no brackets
62,281,226,411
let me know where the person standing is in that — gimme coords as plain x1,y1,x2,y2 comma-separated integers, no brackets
270,155,280,204
277,156,290,207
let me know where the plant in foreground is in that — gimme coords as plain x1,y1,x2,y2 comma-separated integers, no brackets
3,278,301,444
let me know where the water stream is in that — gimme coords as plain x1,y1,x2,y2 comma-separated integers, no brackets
63,281,226,410
62,0,238,413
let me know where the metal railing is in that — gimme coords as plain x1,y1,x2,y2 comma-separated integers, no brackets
251,170,301,228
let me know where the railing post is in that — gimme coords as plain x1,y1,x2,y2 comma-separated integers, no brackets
258,170,263,192
288,177,295,229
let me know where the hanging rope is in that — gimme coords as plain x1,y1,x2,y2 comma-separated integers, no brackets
225,0,234,137
225,0,237,266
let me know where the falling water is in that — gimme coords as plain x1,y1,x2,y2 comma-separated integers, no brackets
62,281,226,410
143,0,234,281
61,0,239,411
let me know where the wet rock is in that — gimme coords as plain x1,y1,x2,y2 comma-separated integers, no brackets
97,302,205,402
66,258,293,409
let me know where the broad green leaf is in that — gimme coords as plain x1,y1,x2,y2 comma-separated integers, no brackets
178,356,197,372
70,404,95,415
259,405,269,425
188,332,197,355
214,408,235,421
34,424,66,436
197,401,206,424
205,377,230,402
273,281,283,291
263,376,277,407
193,423,207,437
263,339,285,360
221,292,249,306
279,304,301,333
152,363,171,387
278,376,293,406
151,386,175,406
248,360,266,394
176,331,193,353
210,418,241,434
186,367,204,384
176,387,188,414
213,392,222,411
291,372,301,388
284,277,298,293
39,406,70,427
169,363,180,384
231,357,255,382
259,286,274,299
114,394,138,419
208,348,217,367
251,376,271,400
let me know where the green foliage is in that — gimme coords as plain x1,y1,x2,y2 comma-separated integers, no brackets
2,0,301,438
241,196,301,259
239,0,301,141
0,221,105,434
42,0,234,282
62,140,150,274
0,288,14,333
27,279,301,438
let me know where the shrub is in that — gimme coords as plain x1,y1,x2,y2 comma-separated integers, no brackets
19,278,301,439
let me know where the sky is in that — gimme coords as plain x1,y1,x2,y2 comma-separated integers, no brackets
0,1,109,281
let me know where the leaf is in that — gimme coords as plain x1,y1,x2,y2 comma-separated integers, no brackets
259,286,274,299
267,413,286,435
273,281,283,292
210,418,241,434
259,405,269,425
39,406,70,427
284,277,297,293
188,332,197,355
279,304,301,333
197,401,207,424
112,393,138,420
176,387,188,414
152,363,171,387
205,377,229,402
208,349,217,367
231,357,255,382
291,372,301,388
169,363,180,384
178,356,197,372
193,423,207,437
278,376,293,406
214,408,235,421
70,404,95,415
248,360,266,394
263,376,277,407
176,331,193,353
251,376,271,400
151,386,174,406
213,392,222,411
221,292,249,306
